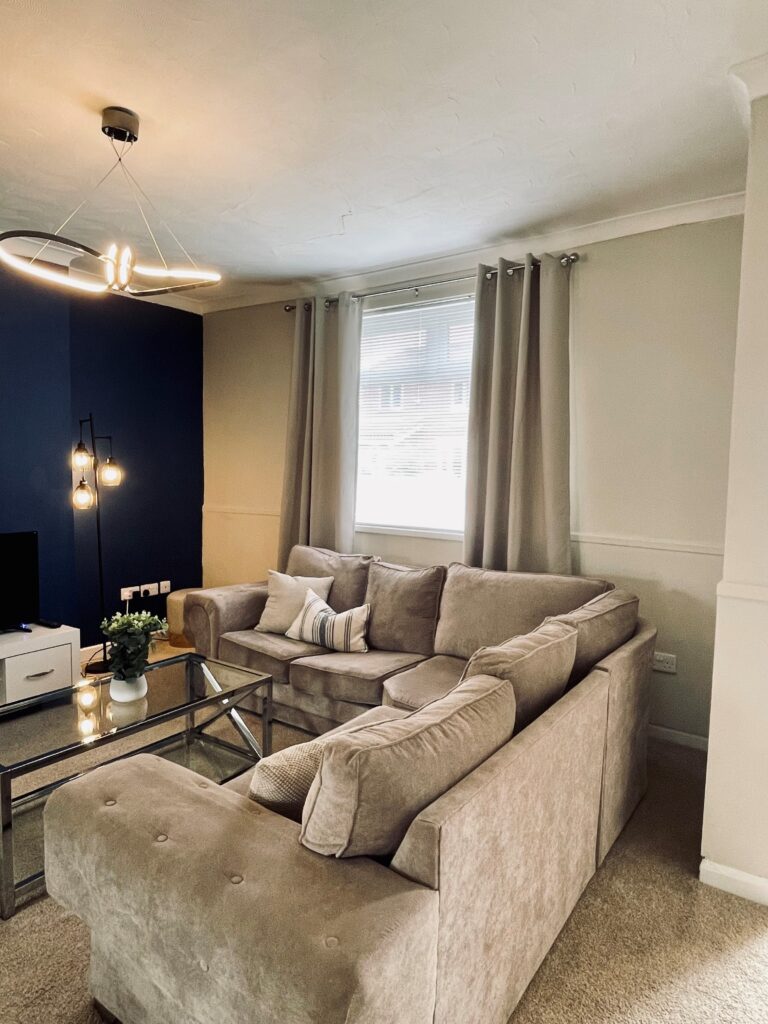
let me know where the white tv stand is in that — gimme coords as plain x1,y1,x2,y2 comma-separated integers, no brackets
0,625,80,706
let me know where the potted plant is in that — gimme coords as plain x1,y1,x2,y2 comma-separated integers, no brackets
101,610,167,703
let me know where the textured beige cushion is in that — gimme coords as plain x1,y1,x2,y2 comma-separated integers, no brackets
547,588,639,685
285,545,373,612
218,630,328,684
300,673,516,857
248,705,409,820
364,561,446,656
434,562,611,659
255,570,334,635
383,655,467,711
291,650,426,705
462,620,577,731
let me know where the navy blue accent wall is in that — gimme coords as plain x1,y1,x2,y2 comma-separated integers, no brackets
0,268,203,645
0,272,77,625
70,295,203,642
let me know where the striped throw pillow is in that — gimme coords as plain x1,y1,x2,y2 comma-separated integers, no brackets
286,589,370,653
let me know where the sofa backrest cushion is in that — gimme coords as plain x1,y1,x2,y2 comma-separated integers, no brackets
300,673,516,858
462,619,577,731
434,562,612,659
286,546,373,612
255,570,334,635
249,705,409,820
547,588,639,685
364,561,446,656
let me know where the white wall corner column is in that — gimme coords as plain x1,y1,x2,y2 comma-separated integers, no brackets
701,56,768,906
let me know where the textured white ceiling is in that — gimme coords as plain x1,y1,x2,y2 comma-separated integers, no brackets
1,0,767,308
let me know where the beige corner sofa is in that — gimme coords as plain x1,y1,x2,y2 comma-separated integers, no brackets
44,545,656,1024
182,544,623,734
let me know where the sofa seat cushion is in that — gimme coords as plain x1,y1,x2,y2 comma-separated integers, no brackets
300,673,517,858
286,545,373,612
245,705,410,819
383,655,467,711
434,561,612,660
547,588,640,685
291,650,427,706
364,561,446,656
219,630,328,684
462,620,577,731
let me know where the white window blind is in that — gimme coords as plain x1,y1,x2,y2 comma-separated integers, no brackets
356,294,475,533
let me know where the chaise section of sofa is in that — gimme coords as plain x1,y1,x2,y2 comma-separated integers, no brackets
45,753,439,1024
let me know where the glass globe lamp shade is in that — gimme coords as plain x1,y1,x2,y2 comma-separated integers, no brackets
99,457,122,486
72,441,92,471
73,479,95,510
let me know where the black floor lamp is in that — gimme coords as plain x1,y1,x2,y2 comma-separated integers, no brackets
72,412,123,675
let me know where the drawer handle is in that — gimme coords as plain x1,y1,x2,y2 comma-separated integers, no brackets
25,669,55,680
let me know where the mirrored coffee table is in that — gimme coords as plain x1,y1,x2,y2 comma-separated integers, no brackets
0,653,271,917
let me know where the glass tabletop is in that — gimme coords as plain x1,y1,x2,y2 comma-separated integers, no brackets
0,654,269,774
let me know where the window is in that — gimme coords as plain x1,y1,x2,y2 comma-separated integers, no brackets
356,293,475,534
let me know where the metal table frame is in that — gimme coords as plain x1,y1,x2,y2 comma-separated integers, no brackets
0,653,272,918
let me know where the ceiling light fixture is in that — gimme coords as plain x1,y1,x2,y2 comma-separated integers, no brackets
0,106,221,298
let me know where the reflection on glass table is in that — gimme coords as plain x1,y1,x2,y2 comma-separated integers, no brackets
0,653,272,918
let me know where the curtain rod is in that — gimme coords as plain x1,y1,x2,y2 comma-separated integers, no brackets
283,253,580,310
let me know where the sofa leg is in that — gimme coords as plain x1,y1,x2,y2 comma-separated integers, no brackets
94,1000,121,1024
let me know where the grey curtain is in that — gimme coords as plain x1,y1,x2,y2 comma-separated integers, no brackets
464,254,572,574
277,292,362,570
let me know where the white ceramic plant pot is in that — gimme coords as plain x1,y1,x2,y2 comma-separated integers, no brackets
106,697,149,726
109,674,148,704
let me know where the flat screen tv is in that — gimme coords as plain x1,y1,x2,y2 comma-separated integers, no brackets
0,531,40,631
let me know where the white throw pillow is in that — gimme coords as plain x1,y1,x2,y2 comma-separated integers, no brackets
255,570,334,635
286,589,370,653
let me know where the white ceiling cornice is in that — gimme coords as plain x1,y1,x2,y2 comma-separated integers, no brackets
730,53,768,102
198,190,745,315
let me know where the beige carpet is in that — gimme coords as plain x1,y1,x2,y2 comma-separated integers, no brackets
1,737,767,1024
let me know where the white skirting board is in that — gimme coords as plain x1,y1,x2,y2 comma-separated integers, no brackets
700,859,768,906
648,724,708,751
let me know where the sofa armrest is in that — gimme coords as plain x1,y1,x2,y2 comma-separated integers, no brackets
183,582,268,658
390,670,609,1024
594,616,657,862
44,754,438,1024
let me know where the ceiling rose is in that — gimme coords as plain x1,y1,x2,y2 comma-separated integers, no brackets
0,106,221,297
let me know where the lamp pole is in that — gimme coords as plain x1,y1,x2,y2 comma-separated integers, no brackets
72,413,122,675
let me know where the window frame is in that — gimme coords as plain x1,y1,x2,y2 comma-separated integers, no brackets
354,279,475,541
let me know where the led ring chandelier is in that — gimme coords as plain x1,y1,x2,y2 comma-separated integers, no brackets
0,107,221,297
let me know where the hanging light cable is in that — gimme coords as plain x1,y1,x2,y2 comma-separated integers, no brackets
0,106,221,298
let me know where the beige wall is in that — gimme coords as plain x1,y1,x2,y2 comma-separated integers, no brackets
203,217,742,741
203,302,294,586
571,217,742,741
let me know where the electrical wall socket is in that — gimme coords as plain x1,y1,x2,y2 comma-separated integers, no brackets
159,580,171,594
120,586,140,602
653,651,677,674
140,582,159,597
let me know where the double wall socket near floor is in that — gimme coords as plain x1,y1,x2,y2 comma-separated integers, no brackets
653,651,677,674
